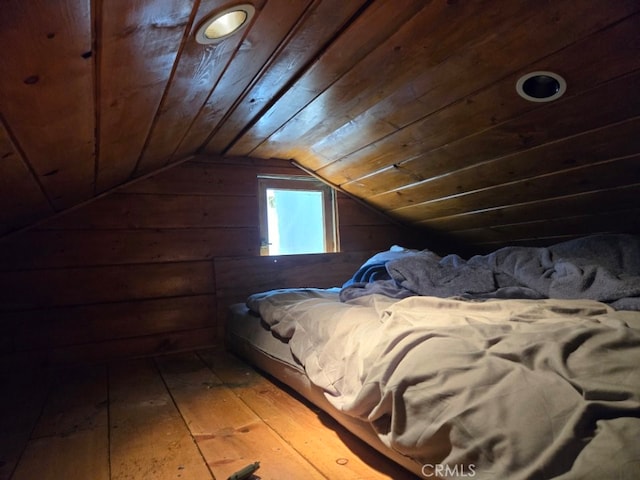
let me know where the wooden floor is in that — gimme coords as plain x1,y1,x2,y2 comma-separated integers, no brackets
0,349,417,480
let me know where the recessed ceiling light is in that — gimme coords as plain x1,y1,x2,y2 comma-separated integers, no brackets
516,71,566,102
195,4,255,45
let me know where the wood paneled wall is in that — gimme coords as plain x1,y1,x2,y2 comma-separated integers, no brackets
0,155,423,367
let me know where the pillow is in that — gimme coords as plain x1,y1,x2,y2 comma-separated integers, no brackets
341,245,423,287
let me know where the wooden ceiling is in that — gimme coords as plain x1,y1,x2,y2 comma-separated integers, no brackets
1,0,639,250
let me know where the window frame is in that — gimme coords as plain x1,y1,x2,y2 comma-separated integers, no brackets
257,174,338,256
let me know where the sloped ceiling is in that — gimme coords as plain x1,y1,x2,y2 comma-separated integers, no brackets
1,0,639,249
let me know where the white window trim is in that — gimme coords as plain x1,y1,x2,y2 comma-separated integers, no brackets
257,174,338,255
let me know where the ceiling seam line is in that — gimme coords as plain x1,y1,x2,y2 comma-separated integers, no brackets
0,111,56,212
221,0,377,156
316,17,640,179
131,0,202,177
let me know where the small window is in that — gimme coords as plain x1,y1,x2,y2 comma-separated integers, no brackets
258,175,338,255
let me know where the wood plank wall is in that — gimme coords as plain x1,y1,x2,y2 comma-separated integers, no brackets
0,155,423,367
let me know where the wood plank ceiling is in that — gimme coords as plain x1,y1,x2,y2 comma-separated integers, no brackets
1,0,639,250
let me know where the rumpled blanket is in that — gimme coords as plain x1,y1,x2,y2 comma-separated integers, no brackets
387,251,497,297
340,234,640,310
246,289,640,480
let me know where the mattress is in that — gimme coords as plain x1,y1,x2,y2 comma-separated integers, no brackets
226,302,433,477
227,288,640,480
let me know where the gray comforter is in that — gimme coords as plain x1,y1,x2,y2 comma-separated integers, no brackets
247,289,640,480
341,234,640,310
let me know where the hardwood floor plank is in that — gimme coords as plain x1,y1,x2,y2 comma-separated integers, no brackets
109,358,213,480
10,365,109,480
0,369,51,480
199,349,416,479
11,431,109,480
156,352,326,480
31,365,108,439
5,350,421,480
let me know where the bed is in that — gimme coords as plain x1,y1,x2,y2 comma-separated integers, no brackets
226,234,640,479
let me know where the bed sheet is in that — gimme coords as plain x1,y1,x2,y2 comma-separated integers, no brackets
247,289,640,479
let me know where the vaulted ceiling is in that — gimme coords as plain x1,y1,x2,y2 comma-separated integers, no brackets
1,0,639,249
